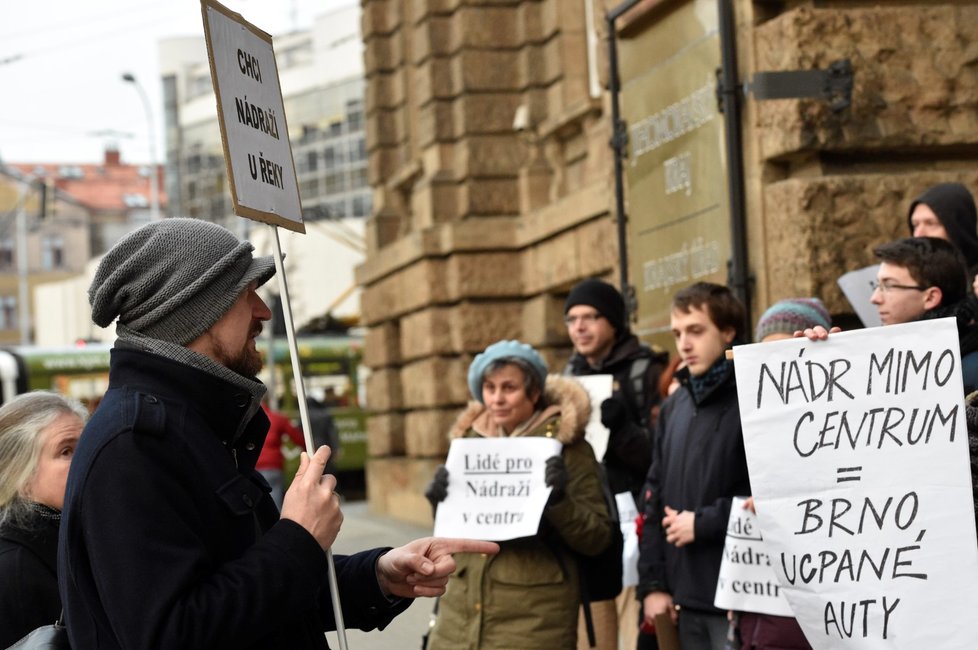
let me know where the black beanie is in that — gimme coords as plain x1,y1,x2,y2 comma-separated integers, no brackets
564,279,626,334
907,183,978,269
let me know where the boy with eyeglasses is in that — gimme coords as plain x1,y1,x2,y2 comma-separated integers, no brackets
871,236,978,392
563,278,668,650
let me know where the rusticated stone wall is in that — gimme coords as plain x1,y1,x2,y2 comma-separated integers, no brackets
360,0,978,523
745,3,978,312
359,0,618,524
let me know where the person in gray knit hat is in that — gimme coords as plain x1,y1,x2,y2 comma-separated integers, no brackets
60,218,497,649
89,217,276,347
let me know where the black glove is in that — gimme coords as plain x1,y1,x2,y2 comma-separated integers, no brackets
424,465,449,511
544,455,568,504
600,396,628,431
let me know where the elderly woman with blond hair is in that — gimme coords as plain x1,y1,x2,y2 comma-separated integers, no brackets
0,392,87,647
424,340,613,649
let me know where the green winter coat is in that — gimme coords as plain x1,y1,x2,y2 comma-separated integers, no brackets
427,375,613,650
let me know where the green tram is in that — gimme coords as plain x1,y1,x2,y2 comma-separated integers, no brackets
0,335,367,472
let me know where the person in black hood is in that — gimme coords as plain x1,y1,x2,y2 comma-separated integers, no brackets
564,278,668,650
908,182,978,289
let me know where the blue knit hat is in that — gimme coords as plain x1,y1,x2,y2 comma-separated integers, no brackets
467,340,548,403
755,298,831,342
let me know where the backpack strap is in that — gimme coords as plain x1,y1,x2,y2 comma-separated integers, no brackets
628,357,651,427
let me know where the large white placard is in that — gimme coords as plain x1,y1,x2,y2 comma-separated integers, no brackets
733,319,978,649
714,496,795,617
202,0,304,232
574,374,613,461
434,436,562,541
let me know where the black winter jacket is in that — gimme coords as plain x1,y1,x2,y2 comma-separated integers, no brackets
0,511,61,647
637,364,750,613
566,335,668,499
59,348,408,649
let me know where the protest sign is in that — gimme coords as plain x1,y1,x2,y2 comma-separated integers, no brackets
202,0,304,232
434,436,562,541
616,492,640,588
837,265,882,328
574,374,613,460
733,318,978,649
714,496,794,617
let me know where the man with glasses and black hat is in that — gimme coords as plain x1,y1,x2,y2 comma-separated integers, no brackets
59,218,496,649
563,278,668,650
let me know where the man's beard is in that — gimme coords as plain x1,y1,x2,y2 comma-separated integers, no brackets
214,322,264,377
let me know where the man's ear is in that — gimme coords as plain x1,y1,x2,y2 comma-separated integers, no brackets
923,286,943,311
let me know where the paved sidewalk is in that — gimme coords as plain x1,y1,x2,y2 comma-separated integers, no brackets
325,501,436,650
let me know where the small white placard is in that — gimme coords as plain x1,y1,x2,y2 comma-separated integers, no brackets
837,264,882,328
574,374,613,461
202,0,304,232
714,496,794,616
616,491,640,588
434,436,562,541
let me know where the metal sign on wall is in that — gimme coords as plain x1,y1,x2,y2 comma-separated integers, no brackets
201,0,305,233
619,0,730,344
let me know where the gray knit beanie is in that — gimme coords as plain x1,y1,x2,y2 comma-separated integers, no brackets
89,218,276,345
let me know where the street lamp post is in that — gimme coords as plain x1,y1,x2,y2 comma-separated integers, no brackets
121,72,161,221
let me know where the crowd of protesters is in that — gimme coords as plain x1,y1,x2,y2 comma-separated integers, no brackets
2,183,977,649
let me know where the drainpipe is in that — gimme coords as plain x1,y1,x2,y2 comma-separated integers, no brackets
717,0,753,336
606,0,640,319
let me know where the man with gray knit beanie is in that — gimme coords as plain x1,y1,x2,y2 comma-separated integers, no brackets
60,218,496,649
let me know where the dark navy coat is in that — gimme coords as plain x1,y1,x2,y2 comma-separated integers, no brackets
0,512,61,647
59,348,408,649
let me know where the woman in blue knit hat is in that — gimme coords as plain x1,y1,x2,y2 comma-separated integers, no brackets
424,340,614,649
729,299,828,650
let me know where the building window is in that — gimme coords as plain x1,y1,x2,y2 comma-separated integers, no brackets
0,296,16,330
41,235,64,269
0,239,13,268
350,168,368,190
352,195,371,217
325,172,344,194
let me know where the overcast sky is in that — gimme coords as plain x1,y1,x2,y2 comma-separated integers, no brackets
0,0,354,165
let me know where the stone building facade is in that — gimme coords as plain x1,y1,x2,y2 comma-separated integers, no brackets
358,0,978,523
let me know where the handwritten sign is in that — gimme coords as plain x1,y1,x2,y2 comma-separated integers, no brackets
574,374,612,461
202,0,304,232
434,437,562,541
733,319,978,649
714,496,794,616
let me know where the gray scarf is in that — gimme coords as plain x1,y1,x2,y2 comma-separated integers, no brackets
116,324,266,444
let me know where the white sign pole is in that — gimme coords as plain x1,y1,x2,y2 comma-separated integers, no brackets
271,226,348,650
733,319,978,649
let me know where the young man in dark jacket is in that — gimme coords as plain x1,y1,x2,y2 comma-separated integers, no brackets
638,282,751,650
564,278,668,650
59,218,496,649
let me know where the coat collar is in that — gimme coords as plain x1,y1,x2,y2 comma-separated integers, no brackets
108,348,270,466
0,509,59,574
449,374,591,445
